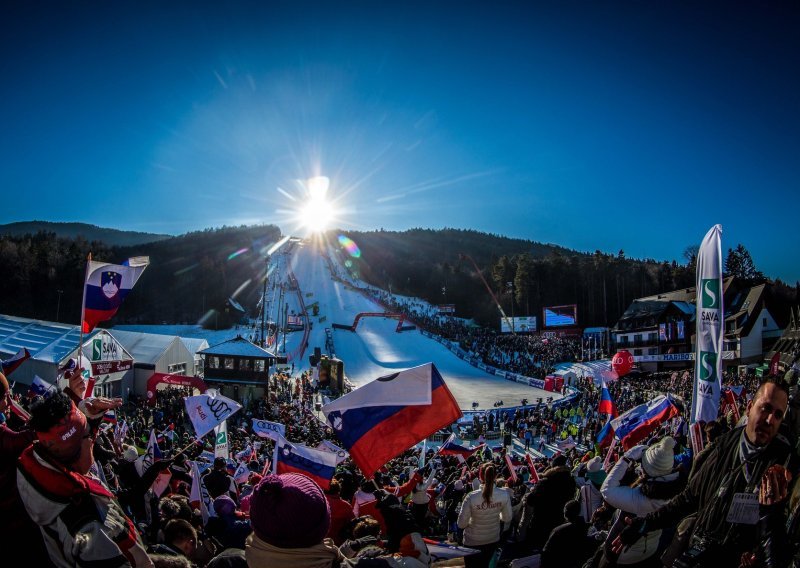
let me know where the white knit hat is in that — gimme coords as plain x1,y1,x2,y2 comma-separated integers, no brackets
123,445,138,463
586,456,603,473
642,437,676,477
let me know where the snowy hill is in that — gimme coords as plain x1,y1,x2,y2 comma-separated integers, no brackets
117,238,562,410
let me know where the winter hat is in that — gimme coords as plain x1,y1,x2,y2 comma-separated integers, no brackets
123,445,138,462
213,495,237,518
250,473,330,549
586,456,603,473
642,437,676,478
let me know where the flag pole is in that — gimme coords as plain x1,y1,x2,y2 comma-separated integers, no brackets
76,253,91,391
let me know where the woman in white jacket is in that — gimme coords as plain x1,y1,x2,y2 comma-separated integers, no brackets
599,436,686,568
457,462,513,568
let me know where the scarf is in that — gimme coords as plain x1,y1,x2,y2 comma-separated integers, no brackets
245,533,342,568
738,429,766,483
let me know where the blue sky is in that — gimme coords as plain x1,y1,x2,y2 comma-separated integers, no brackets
2,1,798,283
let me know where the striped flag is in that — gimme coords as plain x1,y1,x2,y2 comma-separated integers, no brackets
1,348,31,376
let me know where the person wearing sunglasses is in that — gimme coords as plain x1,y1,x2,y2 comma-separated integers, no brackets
17,389,154,567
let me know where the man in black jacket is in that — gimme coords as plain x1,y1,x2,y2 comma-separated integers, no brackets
615,378,797,567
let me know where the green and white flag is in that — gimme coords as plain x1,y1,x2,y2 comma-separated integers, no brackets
214,420,229,459
692,224,723,423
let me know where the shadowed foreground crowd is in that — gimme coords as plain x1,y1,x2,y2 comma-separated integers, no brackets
1,359,800,568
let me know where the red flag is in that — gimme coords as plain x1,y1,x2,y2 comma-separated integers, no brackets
525,454,540,484
769,352,781,376
504,453,518,483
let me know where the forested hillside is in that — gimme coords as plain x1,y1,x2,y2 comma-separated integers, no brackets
0,225,281,326
0,224,795,330
0,221,170,247
335,229,798,329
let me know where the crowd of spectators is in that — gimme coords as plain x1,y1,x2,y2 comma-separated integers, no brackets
2,273,799,568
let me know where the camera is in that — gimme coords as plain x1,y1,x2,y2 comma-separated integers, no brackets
673,535,718,568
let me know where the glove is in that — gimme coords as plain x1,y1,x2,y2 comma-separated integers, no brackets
624,445,647,461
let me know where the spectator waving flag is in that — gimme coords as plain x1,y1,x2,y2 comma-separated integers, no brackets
439,436,480,462
28,375,56,398
322,363,462,477
1,348,31,376
598,377,618,417
272,434,338,490
611,394,681,450
82,256,149,333
184,391,242,439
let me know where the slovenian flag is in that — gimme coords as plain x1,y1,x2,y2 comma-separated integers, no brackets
595,418,615,449
28,375,56,398
611,394,681,450
1,348,31,376
598,378,618,417
440,436,480,461
272,434,338,490
322,363,462,477
82,257,149,333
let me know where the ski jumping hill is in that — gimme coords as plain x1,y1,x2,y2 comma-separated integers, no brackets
283,240,561,410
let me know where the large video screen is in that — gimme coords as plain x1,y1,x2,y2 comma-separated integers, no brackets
500,316,537,333
543,304,578,327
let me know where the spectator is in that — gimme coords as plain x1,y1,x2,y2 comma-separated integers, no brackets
541,499,596,568
17,392,152,567
457,462,513,568
615,379,798,567
600,437,685,567
325,478,356,545
520,453,577,552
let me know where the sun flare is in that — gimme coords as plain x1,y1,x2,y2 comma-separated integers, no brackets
298,176,335,233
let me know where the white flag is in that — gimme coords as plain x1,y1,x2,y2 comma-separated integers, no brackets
189,460,215,524
315,440,349,464
252,418,286,441
214,420,229,459
692,224,723,423
233,461,250,484
136,429,161,476
185,392,242,439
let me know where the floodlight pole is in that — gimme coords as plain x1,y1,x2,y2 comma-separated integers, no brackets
458,253,516,336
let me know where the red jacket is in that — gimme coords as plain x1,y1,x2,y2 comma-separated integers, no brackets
325,494,355,545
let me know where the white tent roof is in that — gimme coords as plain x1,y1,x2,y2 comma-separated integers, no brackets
110,329,178,366
0,314,99,364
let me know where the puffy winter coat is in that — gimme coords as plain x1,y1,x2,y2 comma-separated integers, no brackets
457,485,513,546
600,458,684,564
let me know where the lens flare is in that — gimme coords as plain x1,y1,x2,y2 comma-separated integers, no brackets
337,235,361,258
227,247,249,261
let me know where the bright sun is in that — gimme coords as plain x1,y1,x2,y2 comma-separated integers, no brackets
298,176,335,233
